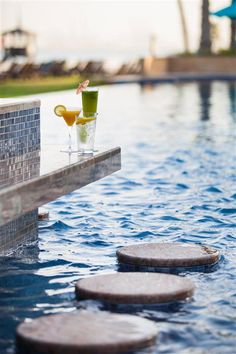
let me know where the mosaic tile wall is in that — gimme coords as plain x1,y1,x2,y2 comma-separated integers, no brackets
0,210,39,254
0,100,40,254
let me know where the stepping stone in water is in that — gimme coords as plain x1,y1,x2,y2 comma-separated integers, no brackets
75,272,194,304
16,310,158,354
116,243,220,269
38,211,49,221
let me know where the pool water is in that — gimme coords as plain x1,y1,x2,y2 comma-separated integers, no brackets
0,82,236,353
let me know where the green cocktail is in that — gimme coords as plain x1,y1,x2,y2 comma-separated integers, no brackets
82,89,98,116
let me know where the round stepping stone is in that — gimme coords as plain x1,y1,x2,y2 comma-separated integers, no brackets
16,310,158,354
116,243,220,268
38,211,49,221
75,272,194,304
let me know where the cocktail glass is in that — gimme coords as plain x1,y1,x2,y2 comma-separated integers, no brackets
76,112,98,154
82,88,99,116
61,107,81,153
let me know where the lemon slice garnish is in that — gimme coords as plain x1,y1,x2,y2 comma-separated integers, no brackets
54,105,66,117
76,117,96,125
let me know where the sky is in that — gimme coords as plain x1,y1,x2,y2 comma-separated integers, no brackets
0,0,232,63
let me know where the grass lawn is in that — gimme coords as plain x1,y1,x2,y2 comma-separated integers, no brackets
0,75,88,98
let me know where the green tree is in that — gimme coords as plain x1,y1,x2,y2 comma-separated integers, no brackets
199,0,212,54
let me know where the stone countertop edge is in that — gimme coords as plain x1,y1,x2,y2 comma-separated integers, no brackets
0,99,41,113
0,147,121,226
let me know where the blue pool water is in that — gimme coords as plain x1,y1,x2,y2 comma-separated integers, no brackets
0,81,236,353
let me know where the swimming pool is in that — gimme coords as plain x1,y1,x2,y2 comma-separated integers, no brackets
0,81,236,353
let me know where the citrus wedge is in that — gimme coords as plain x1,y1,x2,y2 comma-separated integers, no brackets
76,117,96,125
54,105,66,117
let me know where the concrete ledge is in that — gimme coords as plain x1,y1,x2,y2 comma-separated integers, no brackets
0,147,121,227
0,99,41,114
141,56,236,76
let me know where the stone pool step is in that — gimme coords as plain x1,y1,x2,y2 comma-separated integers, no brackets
38,209,49,221
116,243,220,269
75,272,194,304
16,310,158,354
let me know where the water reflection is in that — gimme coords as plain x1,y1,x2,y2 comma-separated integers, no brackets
140,82,155,92
228,82,236,120
0,242,40,352
139,80,236,125
198,81,212,121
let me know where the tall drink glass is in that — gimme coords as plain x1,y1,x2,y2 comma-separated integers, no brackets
76,112,98,154
82,88,98,115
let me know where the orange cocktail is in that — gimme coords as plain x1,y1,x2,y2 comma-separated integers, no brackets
62,109,81,126
54,105,81,153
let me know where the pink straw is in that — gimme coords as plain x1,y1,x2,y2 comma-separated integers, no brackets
76,80,90,94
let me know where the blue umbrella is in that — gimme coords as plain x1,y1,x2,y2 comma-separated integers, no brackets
212,2,236,19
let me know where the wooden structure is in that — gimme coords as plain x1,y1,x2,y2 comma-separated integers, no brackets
1,27,36,61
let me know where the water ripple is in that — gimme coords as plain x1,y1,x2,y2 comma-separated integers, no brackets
1,82,236,354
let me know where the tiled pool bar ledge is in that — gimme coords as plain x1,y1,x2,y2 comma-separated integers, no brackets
0,100,40,253
0,147,121,227
0,99,121,254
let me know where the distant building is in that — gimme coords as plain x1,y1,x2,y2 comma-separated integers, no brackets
1,27,36,62
149,34,158,57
